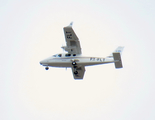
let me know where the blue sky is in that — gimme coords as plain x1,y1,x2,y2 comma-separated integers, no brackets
0,0,155,120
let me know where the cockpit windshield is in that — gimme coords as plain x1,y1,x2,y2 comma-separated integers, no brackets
53,54,57,57
53,54,62,57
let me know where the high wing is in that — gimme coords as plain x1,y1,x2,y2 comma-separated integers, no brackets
62,22,82,54
71,65,85,79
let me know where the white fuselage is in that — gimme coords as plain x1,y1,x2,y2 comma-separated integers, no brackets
40,53,114,68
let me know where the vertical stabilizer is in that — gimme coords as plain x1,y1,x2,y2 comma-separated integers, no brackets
107,46,124,58
107,46,124,68
113,46,124,55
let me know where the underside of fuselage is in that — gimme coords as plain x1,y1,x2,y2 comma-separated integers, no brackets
42,60,114,68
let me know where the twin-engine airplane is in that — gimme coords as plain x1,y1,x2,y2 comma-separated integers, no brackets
40,23,124,80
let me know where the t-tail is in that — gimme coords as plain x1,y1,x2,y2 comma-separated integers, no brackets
107,46,124,69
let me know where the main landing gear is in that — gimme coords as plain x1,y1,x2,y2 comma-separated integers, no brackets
45,66,49,70
72,61,76,65
72,61,78,75
74,71,78,75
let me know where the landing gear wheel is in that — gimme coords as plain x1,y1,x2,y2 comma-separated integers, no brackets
45,67,49,70
72,61,76,65
74,71,78,75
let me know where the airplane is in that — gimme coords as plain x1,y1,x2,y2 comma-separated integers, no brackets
40,22,124,80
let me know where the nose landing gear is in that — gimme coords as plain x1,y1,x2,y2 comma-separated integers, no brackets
45,67,49,70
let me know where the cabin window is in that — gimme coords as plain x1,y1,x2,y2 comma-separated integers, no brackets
65,54,71,57
73,54,76,56
58,54,62,57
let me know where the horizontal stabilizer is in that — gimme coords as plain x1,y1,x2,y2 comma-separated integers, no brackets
113,52,123,68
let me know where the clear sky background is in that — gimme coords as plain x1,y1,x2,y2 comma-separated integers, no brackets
1,0,155,120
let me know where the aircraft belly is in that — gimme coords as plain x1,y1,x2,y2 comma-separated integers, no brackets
47,58,114,67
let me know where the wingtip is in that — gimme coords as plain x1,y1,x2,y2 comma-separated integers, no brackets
64,22,73,28
69,22,73,26
67,22,73,27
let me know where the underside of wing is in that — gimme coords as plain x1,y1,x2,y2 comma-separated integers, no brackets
71,65,85,80
62,23,82,54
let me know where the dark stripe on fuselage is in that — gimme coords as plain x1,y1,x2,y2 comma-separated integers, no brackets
52,57,105,60
52,57,90,60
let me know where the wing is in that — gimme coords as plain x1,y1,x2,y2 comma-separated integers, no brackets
62,23,82,54
71,65,85,79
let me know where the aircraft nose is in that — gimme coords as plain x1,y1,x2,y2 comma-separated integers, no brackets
40,60,48,65
40,61,43,65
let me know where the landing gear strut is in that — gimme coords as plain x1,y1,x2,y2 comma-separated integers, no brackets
72,61,78,75
45,67,49,70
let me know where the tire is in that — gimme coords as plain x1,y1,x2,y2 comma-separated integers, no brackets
74,71,78,75
45,67,49,70
72,61,76,65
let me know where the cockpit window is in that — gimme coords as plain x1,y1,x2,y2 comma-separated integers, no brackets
73,54,76,56
58,54,62,57
53,55,56,57
65,54,71,57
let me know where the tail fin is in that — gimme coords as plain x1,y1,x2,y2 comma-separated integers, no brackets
113,46,124,55
107,46,124,58
113,46,124,68
113,52,123,68
106,46,124,68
